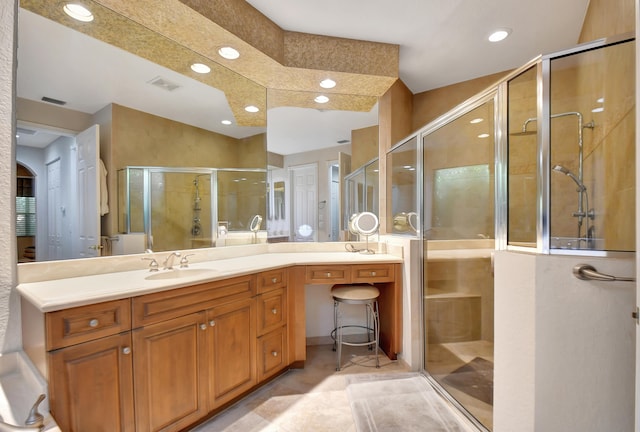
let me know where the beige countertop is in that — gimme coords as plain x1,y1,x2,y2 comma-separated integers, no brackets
17,250,402,313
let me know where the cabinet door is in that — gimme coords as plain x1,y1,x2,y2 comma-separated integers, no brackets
48,332,134,432
257,288,287,336
207,298,256,409
257,326,288,382
133,312,208,432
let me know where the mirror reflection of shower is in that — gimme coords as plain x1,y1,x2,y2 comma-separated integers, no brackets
512,111,596,247
192,174,209,239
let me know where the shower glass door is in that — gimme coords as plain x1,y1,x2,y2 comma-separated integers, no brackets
149,170,213,251
422,98,496,431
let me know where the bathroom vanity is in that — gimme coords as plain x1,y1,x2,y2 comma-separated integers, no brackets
17,248,403,432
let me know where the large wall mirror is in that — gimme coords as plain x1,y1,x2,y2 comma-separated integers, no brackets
15,1,381,262
16,1,267,262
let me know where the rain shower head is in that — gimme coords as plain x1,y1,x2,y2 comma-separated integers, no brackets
510,117,537,137
553,165,586,191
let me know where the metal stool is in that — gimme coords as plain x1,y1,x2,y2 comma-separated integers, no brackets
330,284,380,371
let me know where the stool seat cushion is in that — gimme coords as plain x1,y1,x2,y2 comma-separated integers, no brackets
331,284,380,301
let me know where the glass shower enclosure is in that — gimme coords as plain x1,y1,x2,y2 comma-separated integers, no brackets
387,34,634,432
118,167,266,252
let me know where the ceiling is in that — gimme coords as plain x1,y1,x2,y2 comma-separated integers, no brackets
16,0,590,154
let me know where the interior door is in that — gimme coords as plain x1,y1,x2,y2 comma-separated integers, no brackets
290,163,318,242
46,159,62,260
75,124,101,258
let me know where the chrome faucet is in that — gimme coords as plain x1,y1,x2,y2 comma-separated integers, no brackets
162,252,181,270
0,394,46,431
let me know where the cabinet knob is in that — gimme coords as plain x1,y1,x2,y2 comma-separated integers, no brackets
271,308,278,315
122,347,131,355
209,320,216,327
88,319,99,328
371,271,377,276
326,272,331,277
271,351,278,357
200,323,207,330
271,277,277,284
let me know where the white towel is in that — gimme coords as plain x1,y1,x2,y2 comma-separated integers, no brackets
100,159,109,216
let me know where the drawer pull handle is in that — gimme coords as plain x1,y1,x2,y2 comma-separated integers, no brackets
200,323,207,330
326,272,331,277
122,347,131,355
272,277,277,284
271,308,278,315
271,351,278,357
371,271,377,276
89,319,99,328
209,320,216,327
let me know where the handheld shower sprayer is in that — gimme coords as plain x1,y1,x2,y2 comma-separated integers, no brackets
552,165,586,191
552,164,594,245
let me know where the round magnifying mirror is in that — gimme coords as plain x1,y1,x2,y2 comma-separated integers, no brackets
352,212,379,235
249,214,263,233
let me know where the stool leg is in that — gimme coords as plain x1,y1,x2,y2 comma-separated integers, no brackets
336,302,342,371
332,300,338,352
374,300,380,368
366,302,372,348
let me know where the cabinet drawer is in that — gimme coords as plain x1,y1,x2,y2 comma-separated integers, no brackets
257,269,287,294
305,265,350,284
46,299,131,350
257,326,288,381
257,288,287,336
132,275,254,327
351,264,395,283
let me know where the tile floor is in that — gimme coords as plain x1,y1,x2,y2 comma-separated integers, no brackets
427,341,494,429
190,344,476,431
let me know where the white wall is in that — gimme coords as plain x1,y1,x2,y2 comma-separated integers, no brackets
0,0,21,353
495,251,635,432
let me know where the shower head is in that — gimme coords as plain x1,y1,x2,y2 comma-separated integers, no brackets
553,165,586,191
510,117,538,137
510,130,537,136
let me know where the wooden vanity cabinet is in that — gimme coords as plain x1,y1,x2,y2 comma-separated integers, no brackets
132,275,257,429
21,262,400,432
132,312,208,432
48,332,135,432
41,299,135,432
207,297,256,410
256,269,288,381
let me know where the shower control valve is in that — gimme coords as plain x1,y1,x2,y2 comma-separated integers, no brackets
180,254,195,268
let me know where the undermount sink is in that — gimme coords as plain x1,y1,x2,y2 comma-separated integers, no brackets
145,268,217,281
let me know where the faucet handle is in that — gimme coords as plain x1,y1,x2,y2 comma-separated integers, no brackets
24,394,45,429
141,257,159,272
180,254,195,268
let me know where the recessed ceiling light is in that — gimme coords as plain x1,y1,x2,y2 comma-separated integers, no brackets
221,120,232,125
478,133,490,138
596,97,605,103
218,47,240,60
591,107,604,113
190,63,211,74
320,79,336,89
488,28,511,42
63,3,94,22
470,118,484,124
245,105,259,113
314,95,329,104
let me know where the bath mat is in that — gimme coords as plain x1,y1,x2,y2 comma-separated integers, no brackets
346,373,471,431
441,357,493,405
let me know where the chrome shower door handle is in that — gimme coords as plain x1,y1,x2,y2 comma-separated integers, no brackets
572,264,636,282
